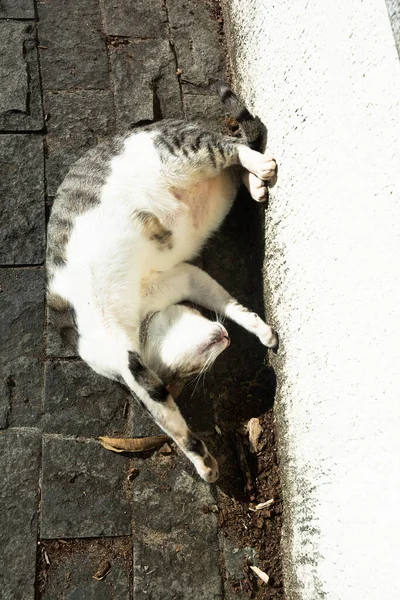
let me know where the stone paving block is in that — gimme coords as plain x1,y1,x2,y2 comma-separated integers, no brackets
132,452,223,599
0,135,45,264
222,537,258,600
0,21,44,131
40,539,131,600
0,269,45,428
110,38,182,130
168,0,224,88
0,429,41,600
41,436,131,539
42,360,130,437
44,90,115,196
0,0,35,18
37,0,109,90
46,306,78,358
100,0,168,38
184,93,227,123
130,400,163,437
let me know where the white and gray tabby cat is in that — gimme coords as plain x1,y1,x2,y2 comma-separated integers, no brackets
47,85,278,483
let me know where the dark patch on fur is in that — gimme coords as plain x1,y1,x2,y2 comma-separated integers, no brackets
151,384,169,403
135,211,173,251
207,143,217,169
186,434,206,457
128,351,169,403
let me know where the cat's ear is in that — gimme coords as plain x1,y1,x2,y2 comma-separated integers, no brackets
166,381,184,398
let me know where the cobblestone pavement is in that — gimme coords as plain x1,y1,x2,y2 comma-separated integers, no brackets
0,1,270,598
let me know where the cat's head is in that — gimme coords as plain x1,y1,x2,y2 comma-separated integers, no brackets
140,304,230,385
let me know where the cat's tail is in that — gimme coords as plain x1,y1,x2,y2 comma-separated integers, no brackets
215,82,266,152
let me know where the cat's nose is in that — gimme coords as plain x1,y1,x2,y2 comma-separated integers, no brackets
216,324,230,344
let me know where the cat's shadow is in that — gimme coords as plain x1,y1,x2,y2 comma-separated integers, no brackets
178,185,277,500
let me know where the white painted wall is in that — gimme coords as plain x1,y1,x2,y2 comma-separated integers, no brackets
223,1,400,598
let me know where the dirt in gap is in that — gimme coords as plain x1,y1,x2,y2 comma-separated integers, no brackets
200,2,285,597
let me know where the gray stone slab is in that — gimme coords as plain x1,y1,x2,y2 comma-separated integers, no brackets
132,452,223,599
0,0,34,18
0,135,45,264
130,400,163,437
0,429,41,600
41,436,131,538
46,307,78,358
100,0,168,38
42,360,130,437
40,539,131,600
222,537,258,581
184,93,227,123
37,0,109,90
44,90,115,196
0,269,45,428
168,0,224,88
222,538,258,600
0,21,44,130
110,38,182,130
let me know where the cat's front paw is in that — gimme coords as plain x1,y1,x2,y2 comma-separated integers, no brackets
251,314,279,350
258,326,279,351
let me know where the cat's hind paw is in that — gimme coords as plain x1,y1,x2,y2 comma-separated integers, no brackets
242,171,268,202
254,155,277,181
197,454,219,483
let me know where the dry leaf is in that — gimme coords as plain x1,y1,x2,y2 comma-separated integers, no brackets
250,565,270,584
93,561,111,581
99,435,170,453
248,418,263,453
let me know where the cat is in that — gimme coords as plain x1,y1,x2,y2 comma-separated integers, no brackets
46,84,278,483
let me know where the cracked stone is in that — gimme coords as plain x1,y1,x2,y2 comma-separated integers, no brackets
0,429,41,600
0,136,45,265
100,0,168,38
110,39,182,130
37,0,109,90
44,90,115,196
42,360,131,438
132,452,223,599
167,0,224,88
0,0,34,18
0,269,45,428
40,436,131,539
0,21,43,131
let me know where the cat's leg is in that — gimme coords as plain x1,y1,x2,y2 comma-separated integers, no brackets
120,352,219,483
144,264,279,350
154,125,276,185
